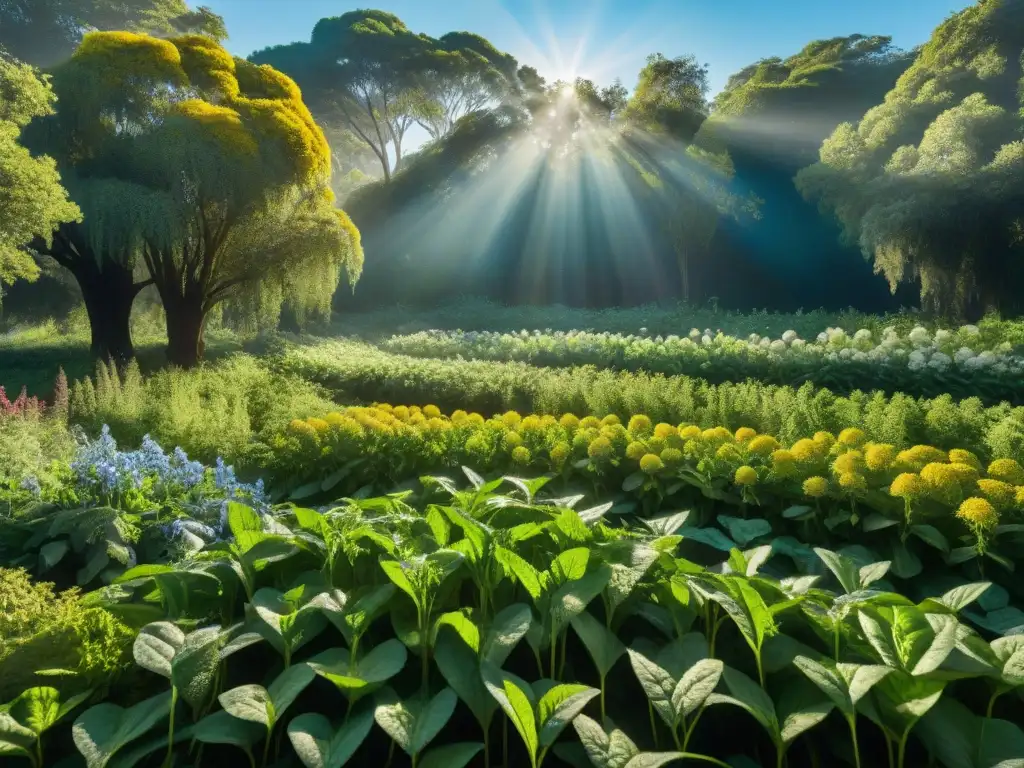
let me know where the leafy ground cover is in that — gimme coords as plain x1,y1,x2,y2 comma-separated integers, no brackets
2,304,1024,767
274,339,1024,461
2,470,1022,768
378,325,1024,403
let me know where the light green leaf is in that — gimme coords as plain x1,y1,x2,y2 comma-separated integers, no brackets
551,567,612,636
133,622,184,680
0,712,36,758
550,548,591,584
482,662,539,763
309,640,407,697
573,713,639,768
495,546,543,602
571,611,625,679
434,610,480,653
227,502,265,552
72,692,172,768
935,583,991,614
717,667,778,736
218,685,272,729
537,683,600,748
374,687,457,756
671,658,723,718
482,603,533,667
379,559,419,604
813,548,859,594
858,561,891,588
287,707,374,768
627,648,677,729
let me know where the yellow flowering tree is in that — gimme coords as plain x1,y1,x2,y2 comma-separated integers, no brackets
29,32,363,366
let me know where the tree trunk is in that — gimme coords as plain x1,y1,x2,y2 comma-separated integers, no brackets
164,297,207,368
71,261,139,364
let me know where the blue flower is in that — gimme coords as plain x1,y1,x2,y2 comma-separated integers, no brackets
19,475,41,497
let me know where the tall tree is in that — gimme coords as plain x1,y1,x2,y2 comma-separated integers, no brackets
250,12,519,182
251,11,430,183
414,31,519,139
622,52,710,141
0,54,81,298
796,0,1024,315
0,0,226,68
30,31,362,366
689,34,915,311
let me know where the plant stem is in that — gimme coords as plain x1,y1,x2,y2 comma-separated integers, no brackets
385,739,395,768
558,630,568,679
897,731,910,768
986,691,1000,719
755,651,766,689
166,686,178,768
648,700,659,749
549,627,557,679
833,623,841,663
484,729,490,768
885,736,895,768
599,673,606,722
848,715,861,768
262,728,271,768
503,715,509,768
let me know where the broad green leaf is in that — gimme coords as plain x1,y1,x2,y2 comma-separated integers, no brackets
604,543,660,610
573,714,640,768
0,712,36,758
792,657,848,716
435,628,495,729
379,559,418,604
434,610,480,653
495,546,543,602
643,511,692,536
8,686,91,739
733,578,776,651
309,640,407,697
218,685,273,729
374,687,457,756
813,548,859,594
857,610,900,669
743,545,773,577
418,742,485,768
717,515,772,547
192,710,264,750
537,683,600,748
287,707,375,768
933,583,991,614
267,662,316,721
482,603,533,666
133,622,184,679
909,524,950,553
858,561,891,588
716,667,779,736
227,502,265,551
671,658,723,718
571,611,625,679
777,680,834,745
550,548,591,584
627,649,677,728
551,567,612,636
171,626,222,711
482,662,539,763
38,539,69,572
72,692,172,768
862,672,946,735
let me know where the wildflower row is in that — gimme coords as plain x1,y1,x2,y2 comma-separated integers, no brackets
272,405,1024,605
378,324,1024,403
274,339,1024,463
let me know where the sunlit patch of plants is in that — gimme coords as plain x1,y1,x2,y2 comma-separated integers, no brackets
2,469,1022,768
378,324,1024,402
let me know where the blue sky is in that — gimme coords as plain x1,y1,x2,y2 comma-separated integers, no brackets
205,0,970,95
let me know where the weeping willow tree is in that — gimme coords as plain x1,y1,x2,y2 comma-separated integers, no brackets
31,32,362,366
796,0,1024,315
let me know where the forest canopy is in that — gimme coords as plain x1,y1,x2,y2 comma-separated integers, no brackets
0,0,1020,369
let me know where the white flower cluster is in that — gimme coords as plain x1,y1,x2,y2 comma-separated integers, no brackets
381,324,1022,379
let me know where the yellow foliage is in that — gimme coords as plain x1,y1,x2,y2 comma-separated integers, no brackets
175,100,258,155
987,458,1024,485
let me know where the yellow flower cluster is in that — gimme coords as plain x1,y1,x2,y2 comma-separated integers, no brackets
278,406,1024,534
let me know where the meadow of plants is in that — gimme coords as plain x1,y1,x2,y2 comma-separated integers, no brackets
2,302,1024,768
